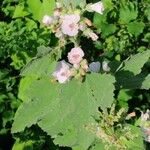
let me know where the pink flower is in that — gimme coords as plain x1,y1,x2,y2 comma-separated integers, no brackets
53,61,71,84
88,2,104,15
89,32,98,41
68,47,84,65
61,14,80,36
42,15,53,26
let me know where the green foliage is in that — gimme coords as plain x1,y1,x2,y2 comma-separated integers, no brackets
127,21,145,37
12,58,115,149
60,0,86,7
26,0,55,21
121,50,150,75
93,0,150,57
119,2,138,24
0,0,150,149
115,50,150,90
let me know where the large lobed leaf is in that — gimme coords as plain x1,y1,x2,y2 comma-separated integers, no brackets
12,74,115,149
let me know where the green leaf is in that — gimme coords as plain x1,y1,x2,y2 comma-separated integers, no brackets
21,54,56,77
119,2,138,24
127,21,145,37
116,73,150,90
27,0,42,21
86,74,115,108
93,13,107,29
27,0,55,21
18,76,37,102
102,0,114,11
145,6,150,21
121,50,150,75
13,4,30,18
141,74,150,90
12,140,33,150
12,78,59,133
60,0,86,7
101,23,117,38
12,74,115,149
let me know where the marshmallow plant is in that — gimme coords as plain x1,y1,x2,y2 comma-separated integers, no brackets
42,1,101,42
41,1,105,83
12,1,150,150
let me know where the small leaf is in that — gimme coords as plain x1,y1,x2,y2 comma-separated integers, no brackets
13,4,30,18
101,23,117,37
127,21,145,37
121,50,150,75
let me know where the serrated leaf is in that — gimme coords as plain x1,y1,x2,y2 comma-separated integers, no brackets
27,0,55,22
127,21,145,37
12,78,59,133
13,4,30,18
93,13,107,29
86,74,115,108
21,54,56,77
100,23,117,37
36,46,52,57
119,2,138,23
121,50,150,75
18,76,37,101
141,74,150,90
116,73,150,90
60,0,86,7
12,74,115,149
102,0,114,11
145,6,150,21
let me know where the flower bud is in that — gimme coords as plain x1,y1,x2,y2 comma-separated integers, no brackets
42,15,53,26
102,61,110,72
89,62,100,73
89,32,98,41
87,2,104,15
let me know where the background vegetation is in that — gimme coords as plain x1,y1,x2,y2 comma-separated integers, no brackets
0,0,150,149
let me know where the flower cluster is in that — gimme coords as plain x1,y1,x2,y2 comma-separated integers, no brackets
53,47,88,83
42,1,106,84
140,110,150,143
42,1,104,41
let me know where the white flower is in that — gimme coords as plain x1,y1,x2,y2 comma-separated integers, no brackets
141,127,150,143
61,14,80,36
89,32,98,41
102,61,110,72
42,15,53,26
88,2,104,15
141,110,150,121
67,47,84,65
89,62,101,73
53,61,71,84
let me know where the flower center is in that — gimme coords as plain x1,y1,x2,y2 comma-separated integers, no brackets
60,71,67,76
72,54,80,59
69,23,76,31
